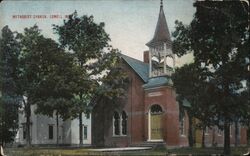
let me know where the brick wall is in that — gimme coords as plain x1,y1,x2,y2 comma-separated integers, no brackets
92,59,146,147
144,86,182,146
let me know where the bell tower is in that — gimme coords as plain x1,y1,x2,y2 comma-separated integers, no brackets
146,0,175,77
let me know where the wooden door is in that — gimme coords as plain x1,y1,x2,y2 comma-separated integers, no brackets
151,114,163,140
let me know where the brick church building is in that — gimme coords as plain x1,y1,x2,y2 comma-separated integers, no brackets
92,0,247,147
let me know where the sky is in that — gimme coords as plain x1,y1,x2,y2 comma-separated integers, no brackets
0,0,195,66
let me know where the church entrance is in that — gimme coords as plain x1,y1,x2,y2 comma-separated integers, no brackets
149,104,163,141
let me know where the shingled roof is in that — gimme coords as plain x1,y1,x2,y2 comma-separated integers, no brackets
121,54,149,82
143,76,173,89
121,54,173,88
146,1,172,48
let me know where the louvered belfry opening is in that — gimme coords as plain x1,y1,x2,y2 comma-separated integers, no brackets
146,0,175,78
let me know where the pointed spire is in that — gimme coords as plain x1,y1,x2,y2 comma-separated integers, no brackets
146,0,172,48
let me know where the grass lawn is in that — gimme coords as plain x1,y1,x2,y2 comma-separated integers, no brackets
168,146,249,155
4,146,250,156
5,147,101,156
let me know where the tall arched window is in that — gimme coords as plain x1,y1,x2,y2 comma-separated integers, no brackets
113,111,120,135
113,111,127,136
122,111,127,135
180,117,185,136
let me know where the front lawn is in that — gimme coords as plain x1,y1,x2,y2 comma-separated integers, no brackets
168,146,249,155
4,146,250,156
5,147,101,156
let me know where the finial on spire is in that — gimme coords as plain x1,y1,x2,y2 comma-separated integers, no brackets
160,0,163,8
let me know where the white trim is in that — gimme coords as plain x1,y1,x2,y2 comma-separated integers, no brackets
148,109,151,141
205,127,209,136
144,85,173,91
148,106,164,141
112,116,115,136
179,117,185,136
149,48,152,77
119,113,122,136
230,124,232,137
163,43,167,74
148,139,164,142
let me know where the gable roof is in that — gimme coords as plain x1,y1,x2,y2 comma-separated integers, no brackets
121,54,173,88
120,54,149,83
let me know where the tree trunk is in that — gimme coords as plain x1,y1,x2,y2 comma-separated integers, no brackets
201,127,205,148
79,112,83,146
188,114,193,147
224,120,231,156
26,102,31,147
235,119,239,147
223,78,231,156
1,115,4,146
212,128,216,147
0,128,2,146
103,99,105,146
56,112,59,146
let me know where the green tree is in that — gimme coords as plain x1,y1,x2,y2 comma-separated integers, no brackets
173,63,217,147
18,26,76,145
18,25,45,146
0,26,21,145
172,1,249,155
240,73,250,145
53,11,127,145
18,25,75,146
31,38,76,145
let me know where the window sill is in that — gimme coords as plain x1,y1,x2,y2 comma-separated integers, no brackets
112,135,127,137
148,139,164,142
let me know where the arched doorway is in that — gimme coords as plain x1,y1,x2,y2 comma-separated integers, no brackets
148,104,163,141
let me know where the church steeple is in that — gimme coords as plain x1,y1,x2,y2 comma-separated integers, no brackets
146,0,175,78
146,0,172,48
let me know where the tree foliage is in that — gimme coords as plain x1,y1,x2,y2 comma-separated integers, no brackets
20,25,80,145
0,26,21,144
53,11,128,145
172,1,249,155
53,11,110,65
15,25,74,145
0,10,128,146
173,63,217,147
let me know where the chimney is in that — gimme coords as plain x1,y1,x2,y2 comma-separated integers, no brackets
143,51,149,63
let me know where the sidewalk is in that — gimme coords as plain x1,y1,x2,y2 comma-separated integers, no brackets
89,147,152,152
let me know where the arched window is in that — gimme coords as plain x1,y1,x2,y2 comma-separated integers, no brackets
122,111,127,135
180,117,185,136
113,111,120,135
150,104,163,114
113,111,127,136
